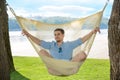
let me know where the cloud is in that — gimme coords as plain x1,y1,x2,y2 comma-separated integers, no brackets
7,8,31,18
23,0,114,5
8,5,95,18
109,0,114,3
39,5,95,12
8,0,113,18
38,5,95,17
39,12,72,17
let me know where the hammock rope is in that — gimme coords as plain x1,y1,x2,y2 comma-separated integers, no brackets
7,0,109,76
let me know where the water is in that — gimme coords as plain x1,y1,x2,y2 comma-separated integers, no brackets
9,29,109,59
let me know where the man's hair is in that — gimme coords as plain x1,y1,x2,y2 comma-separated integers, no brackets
54,28,65,34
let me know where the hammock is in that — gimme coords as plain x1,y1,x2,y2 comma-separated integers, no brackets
8,1,108,76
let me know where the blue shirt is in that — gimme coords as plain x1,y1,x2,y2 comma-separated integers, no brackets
40,38,83,60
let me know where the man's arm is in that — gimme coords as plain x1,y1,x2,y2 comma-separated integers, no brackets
22,29,41,45
81,27,100,43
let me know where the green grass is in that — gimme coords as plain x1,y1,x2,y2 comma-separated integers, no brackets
10,57,110,80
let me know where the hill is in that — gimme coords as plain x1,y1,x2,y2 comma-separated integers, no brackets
9,17,108,31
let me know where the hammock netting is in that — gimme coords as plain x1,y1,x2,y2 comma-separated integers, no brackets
8,1,108,76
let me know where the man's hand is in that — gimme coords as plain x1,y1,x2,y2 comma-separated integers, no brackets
22,29,40,45
22,29,30,37
92,27,100,34
81,27,100,43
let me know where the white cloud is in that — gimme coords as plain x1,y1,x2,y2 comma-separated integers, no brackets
109,0,114,3
23,0,114,6
39,12,72,17
38,5,95,17
39,5,95,12
8,0,113,18
8,8,31,18
8,5,95,18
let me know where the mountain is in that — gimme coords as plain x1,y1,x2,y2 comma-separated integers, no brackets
100,18,109,29
8,17,108,31
9,18,21,31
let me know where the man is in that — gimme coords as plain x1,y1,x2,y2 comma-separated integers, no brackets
22,27,100,62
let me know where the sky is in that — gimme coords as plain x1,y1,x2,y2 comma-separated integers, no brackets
7,0,114,18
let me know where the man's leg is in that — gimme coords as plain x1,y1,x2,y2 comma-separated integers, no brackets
39,50,61,75
71,51,87,62
39,49,52,57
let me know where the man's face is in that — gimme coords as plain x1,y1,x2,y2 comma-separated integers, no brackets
54,31,64,42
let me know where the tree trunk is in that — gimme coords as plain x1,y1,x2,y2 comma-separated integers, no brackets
0,1,10,80
0,0,15,79
3,3,15,73
1,0,15,72
0,33,10,80
108,0,120,80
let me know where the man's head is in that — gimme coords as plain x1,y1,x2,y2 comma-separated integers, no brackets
54,28,64,42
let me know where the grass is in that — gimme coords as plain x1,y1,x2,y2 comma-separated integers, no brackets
10,56,110,80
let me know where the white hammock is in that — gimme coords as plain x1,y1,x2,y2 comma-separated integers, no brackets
8,1,108,76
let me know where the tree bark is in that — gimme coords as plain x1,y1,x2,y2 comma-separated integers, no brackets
3,3,15,73
0,0,15,79
1,0,15,72
108,0,120,80
0,1,10,80
0,32,10,80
